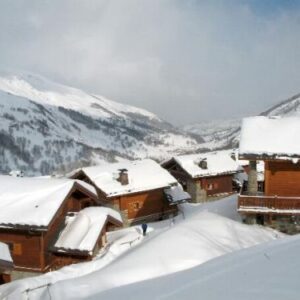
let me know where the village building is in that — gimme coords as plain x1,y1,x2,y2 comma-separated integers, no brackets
162,151,243,203
51,207,122,269
238,116,300,234
0,175,99,279
69,159,190,224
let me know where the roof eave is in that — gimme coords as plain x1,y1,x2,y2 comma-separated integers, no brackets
239,153,300,161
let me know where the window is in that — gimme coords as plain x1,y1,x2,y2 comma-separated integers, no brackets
13,243,22,255
207,183,214,190
207,182,218,190
7,242,22,255
133,202,140,210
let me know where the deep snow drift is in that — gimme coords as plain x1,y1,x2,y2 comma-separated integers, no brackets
0,195,283,300
97,230,300,300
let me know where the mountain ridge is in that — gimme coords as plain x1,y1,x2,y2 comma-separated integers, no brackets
0,72,203,175
184,93,300,150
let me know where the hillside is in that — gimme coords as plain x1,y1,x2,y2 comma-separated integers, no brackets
184,118,241,150
184,93,300,150
0,72,203,175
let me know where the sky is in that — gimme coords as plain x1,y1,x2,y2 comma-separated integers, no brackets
1,0,300,125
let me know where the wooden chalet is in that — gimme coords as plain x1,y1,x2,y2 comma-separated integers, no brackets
0,176,98,278
238,116,300,233
162,151,243,203
69,159,190,224
51,207,123,269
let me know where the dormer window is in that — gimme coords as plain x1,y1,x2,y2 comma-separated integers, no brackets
199,159,207,169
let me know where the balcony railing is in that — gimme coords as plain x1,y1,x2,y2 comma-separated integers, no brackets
239,194,300,212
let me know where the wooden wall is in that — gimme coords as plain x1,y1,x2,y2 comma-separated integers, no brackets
112,189,176,221
0,190,97,273
199,175,233,196
0,230,42,271
265,161,300,197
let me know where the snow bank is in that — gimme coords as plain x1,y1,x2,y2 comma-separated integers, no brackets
54,207,122,253
46,211,282,299
0,242,13,265
97,232,300,300
0,195,283,299
164,185,191,203
239,116,300,158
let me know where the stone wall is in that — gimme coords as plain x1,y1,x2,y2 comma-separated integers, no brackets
186,179,207,203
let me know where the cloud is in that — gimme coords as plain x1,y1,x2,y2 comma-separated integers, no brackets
1,0,300,125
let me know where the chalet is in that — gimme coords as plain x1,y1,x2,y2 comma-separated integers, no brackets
0,242,13,284
238,116,300,233
0,176,98,278
162,151,243,203
69,159,190,224
51,207,122,269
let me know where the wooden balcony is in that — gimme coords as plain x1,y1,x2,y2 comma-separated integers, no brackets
238,193,300,214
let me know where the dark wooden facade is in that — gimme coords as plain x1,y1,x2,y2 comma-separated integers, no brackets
108,189,177,224
0,185,97,273
238,160,300,233
198,175,233,196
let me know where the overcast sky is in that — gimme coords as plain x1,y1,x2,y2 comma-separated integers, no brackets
1,0,300,125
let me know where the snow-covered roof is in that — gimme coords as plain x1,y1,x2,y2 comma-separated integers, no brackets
54,207,122,254
164,185,191,204
0,242,13,270
169,151,242,178
71,159,179,197
239,116,300,159
0,176,97,229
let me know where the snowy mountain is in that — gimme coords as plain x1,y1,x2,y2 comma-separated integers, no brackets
260,93,300,117
184,93,300,151
184,118,241,150
0,72,203,175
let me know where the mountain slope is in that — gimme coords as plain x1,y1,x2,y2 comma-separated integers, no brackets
184,93,300,151
184,118,241,150
260,93,300,117
0,72,203,175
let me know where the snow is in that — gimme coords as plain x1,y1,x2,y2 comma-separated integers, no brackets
0,242,13,264
0,194,284,299
164,185,191,203
0,72,201,176
93,233,300,300
0,72,158,121
72,159,179,197
239,116,300,158
0,176,97,228
45,210,282,299
171,150,243,178
54,207,122,253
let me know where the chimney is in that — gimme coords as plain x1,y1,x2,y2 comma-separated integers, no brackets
198,159,207,170
231,152,236,161
117,169,129,185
